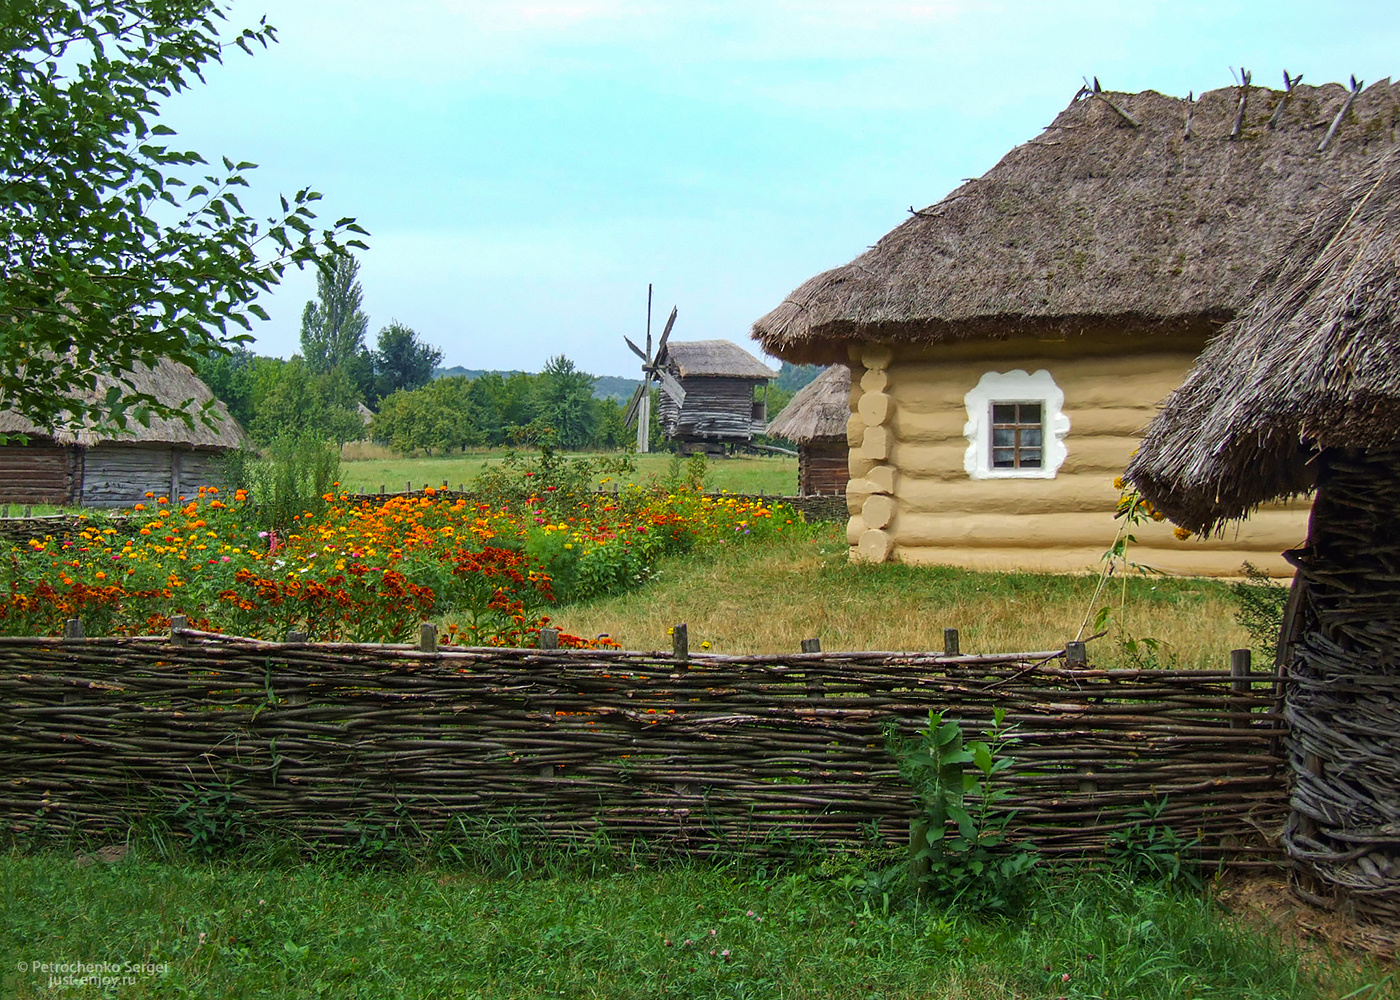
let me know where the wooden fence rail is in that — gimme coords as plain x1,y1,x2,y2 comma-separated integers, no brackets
0,632,1288,864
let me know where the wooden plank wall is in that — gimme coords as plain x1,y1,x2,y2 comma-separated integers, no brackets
0,445,77,505
660,377,766,441
800,439,848,496
80,446,173,508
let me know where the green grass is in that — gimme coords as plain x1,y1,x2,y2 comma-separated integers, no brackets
0,847,1383,999
551,521,1257,666
336,446,797,497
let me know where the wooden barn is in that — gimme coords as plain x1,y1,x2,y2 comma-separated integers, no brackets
0,358,244,507
766,365,851,495
655,340,776,455
1127,147,1400,923
752,79,1400,576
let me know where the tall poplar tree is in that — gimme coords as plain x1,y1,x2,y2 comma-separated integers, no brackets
299,253,369,374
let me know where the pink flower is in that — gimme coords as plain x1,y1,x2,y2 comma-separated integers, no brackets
1061,973,1071,983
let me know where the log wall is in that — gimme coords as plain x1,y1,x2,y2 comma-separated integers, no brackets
659,377,767,443
843,340,1311,576
0,633,1287,864
0,444,78,505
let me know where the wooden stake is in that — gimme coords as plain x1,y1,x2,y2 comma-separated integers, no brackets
286,630,308,643
1065,641,1088,666
800,638,821,653
672,623,689,664
419,623,437,653
170,615,188,647
63,618,84,640
1319,76,1362,152
1229,68,1251,140
1231,648,1252,729
539,628,560,650
943,628,960,656
1268,71,1301,130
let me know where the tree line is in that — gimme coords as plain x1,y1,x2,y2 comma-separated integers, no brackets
199,254,654,454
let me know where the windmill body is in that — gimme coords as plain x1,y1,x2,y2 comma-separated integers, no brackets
623,291,776,454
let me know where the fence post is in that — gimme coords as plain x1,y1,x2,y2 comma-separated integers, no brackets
1065,641,1088,666
419,623,437,653
672,623,689,665
63,618,84,640
170,614,187,647
943,628,959,656
800,638,821,653
1230,648,1252,729
380,484,386,495
285,629,307,643
539,628,559,650
23,505,31,518
406,480,413,493
801,638,824,702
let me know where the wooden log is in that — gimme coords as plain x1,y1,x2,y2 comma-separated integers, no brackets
943,628,960,657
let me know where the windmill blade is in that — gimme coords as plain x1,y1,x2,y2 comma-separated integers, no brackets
654,306,678,365
655,367,686,406
645,283,653,359
622,380,647,428
623,335,649,363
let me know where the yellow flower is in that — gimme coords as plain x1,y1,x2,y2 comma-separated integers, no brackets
1172,526,1192,540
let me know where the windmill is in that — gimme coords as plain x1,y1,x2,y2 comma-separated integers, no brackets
622,284,685,453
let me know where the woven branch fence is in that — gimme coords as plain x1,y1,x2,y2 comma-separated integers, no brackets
0,632,1288,864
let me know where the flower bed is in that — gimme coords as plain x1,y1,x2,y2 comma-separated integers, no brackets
1,486,794,647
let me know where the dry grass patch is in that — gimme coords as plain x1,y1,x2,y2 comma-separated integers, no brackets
551,523,1253,664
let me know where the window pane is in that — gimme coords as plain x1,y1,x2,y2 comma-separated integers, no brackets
992,448,1016,467
991,403,1017,423
1019,448,1042,467
1018,402,1043,423
1022,427,1043,447
992,427,1015,447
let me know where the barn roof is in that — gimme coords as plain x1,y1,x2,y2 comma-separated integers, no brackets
664,340,776,380
766,365,851,443
753,79,1400,365
1126,146,1400,534
0,357,245,450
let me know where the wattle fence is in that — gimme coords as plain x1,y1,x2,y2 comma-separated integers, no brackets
0,631,1289,865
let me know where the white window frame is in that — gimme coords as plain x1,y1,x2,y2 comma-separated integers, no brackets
962,369,1070,480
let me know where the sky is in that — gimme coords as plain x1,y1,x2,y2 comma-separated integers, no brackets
157,0,1400,378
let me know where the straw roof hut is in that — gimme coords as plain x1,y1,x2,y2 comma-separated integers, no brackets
0,358,244,507
1127,148,1400,922
752,79,1400,574
655,340,776,455
766,365,851,495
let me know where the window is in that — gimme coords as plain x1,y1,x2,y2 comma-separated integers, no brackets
962,370,1069,480
990,402,1043,469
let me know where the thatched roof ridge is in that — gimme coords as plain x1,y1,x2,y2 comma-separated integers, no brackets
0,357,244,449
664,340,776,380
753,79,1400,364
1126,146,1400,533
766,365,851,443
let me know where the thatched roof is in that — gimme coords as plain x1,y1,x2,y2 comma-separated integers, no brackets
753,80,1400,365
0,357,244,449
664,340,776,380
1126,146,1400,534
766,365,851,443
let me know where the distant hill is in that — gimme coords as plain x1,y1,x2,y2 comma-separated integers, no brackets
433,366,640,402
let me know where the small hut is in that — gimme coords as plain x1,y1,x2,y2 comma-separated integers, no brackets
655,340,776,455
766,365,851,495
752,80,1400,575
1127,148,1400,922
0,358,244,507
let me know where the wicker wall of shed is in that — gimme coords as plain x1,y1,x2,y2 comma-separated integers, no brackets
0,633,1287,864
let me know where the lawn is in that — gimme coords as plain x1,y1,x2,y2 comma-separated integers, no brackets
551,520,1260,667
336,444,798,497
0,849,1385,999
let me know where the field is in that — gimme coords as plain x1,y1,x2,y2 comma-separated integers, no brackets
336,444,797,496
